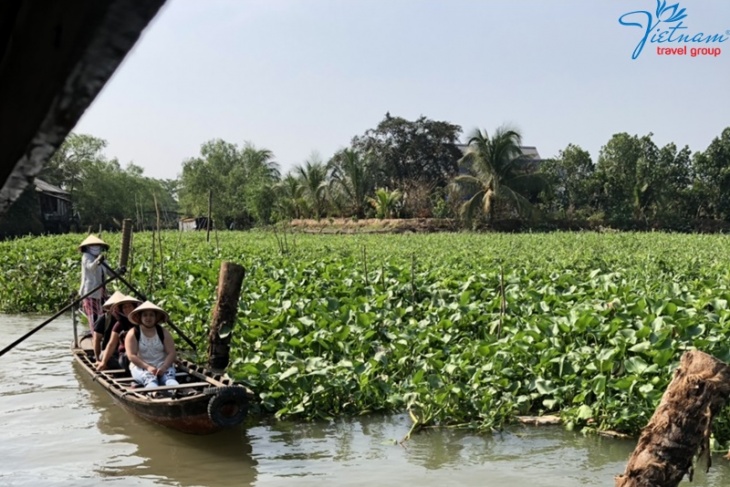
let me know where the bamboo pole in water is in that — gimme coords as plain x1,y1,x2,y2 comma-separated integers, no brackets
615,350,730,487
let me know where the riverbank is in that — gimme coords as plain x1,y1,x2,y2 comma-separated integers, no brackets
288,218,458,234
286,217,730,234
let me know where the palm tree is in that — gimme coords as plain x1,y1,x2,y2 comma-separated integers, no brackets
295,153,328,219
327,149,378,218
368,188,402,219
240,143,280,180
449,125,548,225
274,173,307,220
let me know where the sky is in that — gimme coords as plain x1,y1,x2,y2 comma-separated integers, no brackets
73,0,730,181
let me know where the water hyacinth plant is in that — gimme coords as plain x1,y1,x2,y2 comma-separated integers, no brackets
3,231,730,447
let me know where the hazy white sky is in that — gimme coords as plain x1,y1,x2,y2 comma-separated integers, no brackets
74,0,730,181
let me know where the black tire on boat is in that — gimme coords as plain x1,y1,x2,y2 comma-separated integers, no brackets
207,387,249,428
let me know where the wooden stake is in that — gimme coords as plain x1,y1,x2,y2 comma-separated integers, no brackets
119,218,132,270
410,253,416,303
148,229,155,295
215,220,220,250
207,262,246,372
174,225,183,258
363,246,369,287
615,350,730,487
154,194,164,285
498,266,506,338
207,189,212,243
134,195,143,231
129,231,135,283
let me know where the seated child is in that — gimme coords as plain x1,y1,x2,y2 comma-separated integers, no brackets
92,291,125,362
95,294,141,372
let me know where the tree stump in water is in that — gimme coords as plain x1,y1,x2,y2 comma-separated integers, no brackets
615,350,730,487
207,262,245,372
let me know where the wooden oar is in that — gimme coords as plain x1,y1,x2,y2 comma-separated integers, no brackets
0,274,118,358
100,261,198,352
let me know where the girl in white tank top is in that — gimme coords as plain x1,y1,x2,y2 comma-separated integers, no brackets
125,301,178,390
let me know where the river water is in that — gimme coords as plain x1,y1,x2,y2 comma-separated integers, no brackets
2,313,730,486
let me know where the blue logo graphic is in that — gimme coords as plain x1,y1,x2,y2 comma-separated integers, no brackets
619,0,729,59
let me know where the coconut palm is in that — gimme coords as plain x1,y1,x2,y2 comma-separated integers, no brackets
327,148,378,218
275,173,307,220
368,188,402,219
240,144,280,180
295,153,329,219
449,126,548,225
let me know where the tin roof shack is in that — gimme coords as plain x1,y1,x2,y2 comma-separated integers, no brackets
179,217,212,231
34,178,73,233
0,178,75,238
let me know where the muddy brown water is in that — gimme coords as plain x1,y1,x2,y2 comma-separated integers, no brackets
2,313,730,486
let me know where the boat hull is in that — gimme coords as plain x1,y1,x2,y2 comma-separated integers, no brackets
72,336,256,435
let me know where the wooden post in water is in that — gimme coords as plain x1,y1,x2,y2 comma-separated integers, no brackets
207,261,245,372
119,218,133,270
615,350,730,487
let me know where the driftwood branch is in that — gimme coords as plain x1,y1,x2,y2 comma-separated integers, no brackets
615,350,730,487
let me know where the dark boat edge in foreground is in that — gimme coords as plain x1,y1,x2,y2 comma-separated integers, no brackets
72,335,257,435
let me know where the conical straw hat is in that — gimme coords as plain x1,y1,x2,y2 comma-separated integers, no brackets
102,291,126,311
78,234,109,252
128,301,169,325
110,295,142,314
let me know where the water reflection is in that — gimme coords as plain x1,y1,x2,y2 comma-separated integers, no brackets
75,366,259,487
404,427,468,470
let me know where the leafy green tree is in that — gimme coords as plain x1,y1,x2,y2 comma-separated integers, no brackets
235,144,280,225
653,142,692,221
38,133,177,229
540,144,596,218
448,125,548,225
41,133,108,200
593,132,692,223
178,140,279,228
691,128,730,220
351,113,463,188
593,133,645,221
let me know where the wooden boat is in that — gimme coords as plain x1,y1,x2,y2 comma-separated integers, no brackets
72,332,257,435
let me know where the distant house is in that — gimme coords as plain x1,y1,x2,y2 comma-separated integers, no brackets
455,144,545,174
34,178,74,233
179,216,211,231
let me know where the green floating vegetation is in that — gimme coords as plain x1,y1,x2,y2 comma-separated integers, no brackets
3,231,730,446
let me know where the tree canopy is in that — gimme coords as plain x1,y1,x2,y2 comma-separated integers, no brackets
3,121,730,236
351,113,463,189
